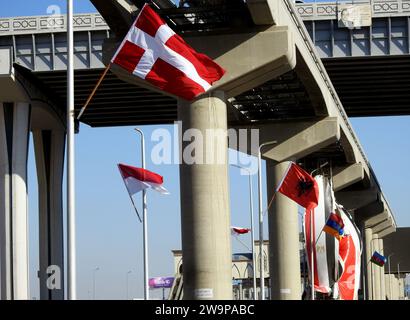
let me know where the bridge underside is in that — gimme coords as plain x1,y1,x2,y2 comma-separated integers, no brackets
324,55,410,117
23,54,410,129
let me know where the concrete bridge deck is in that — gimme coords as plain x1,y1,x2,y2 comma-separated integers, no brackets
0,0,402,300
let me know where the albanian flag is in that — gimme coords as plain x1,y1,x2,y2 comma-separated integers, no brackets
277,162,319,210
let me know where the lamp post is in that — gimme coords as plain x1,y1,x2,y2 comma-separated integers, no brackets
93,267,100,300
126,270,132,300
134,128,149,300
66,0,77,301
257,141,277,300
231,164,257,300
387,253,394,299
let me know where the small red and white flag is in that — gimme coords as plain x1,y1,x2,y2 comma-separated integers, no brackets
118,163,169,195
231,226,251,236
111,4,226,101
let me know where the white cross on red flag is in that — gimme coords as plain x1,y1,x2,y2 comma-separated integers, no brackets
111,4,226,101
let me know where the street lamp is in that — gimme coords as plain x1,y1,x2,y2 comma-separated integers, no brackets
387,253,394,299
93,267,100,300
135,128,149,300
126,270,132,300
231,164,257,300
257,140,277,300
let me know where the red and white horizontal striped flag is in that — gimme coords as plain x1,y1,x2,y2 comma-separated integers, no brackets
231,226,251,235
111,4,226,101
118,163,169,195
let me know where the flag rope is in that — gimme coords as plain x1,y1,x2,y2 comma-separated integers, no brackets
118,164,143,223
233,234,252,251
77,62,111,120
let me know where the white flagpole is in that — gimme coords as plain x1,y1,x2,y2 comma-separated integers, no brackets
257,141,277,300
67,0,77,300
135,128,149,300
247,171,257,301
310,210,315,300
231,164,257,300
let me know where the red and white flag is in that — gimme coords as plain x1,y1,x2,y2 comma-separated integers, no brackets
231,226,251,236
334,205,362,300
118,163,169,195
303,175,338,295
111,4,226,101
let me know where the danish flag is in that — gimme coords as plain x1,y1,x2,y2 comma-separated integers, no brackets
111,4,226,101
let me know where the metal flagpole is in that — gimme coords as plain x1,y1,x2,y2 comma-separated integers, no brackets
118,168,143,223
231,164,257,300
310,210,315,300
247,169,257,300
67,0,77,300
135,128,149,300
257,141,277,300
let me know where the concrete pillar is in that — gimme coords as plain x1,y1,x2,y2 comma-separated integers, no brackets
178,91,232,300
378,238,386,300
0,102,31,300
393,274,400,300
372,235,381,300
398,276,405,300
364,228,373,300
33,130,65,300
266,160,300,300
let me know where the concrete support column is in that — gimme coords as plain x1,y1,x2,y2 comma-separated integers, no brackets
398,276,405,300
266,160,300,300
364,228,373,300
393,274,400,300
178,92,232,300
33,130,65,300
378,238,386,300
372,235,381,300
0,102,31,300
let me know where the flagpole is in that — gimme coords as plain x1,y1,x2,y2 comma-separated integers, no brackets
77,63,111,120
118,167,143,223
135,128,149,300
310,210,315,300
231,164,257,300
67,0,77,300
257,141,277,300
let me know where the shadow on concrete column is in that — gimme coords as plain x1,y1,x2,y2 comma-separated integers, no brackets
0,102,31,300
266,160,301,300
178,91,232,300
33,129,65,300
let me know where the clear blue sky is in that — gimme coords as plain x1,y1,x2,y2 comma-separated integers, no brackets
2,0,409,300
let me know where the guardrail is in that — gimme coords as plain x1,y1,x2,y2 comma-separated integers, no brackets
0,13,108,35
297,0,410,20
285,0,395,222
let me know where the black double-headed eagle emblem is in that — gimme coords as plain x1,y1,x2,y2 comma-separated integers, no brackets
297,178,314,197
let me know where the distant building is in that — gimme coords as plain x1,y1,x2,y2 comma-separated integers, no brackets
171,239,308,300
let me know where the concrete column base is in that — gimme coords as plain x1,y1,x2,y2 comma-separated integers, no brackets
178,92,232,300
33,130,65,300
0,102,31,300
